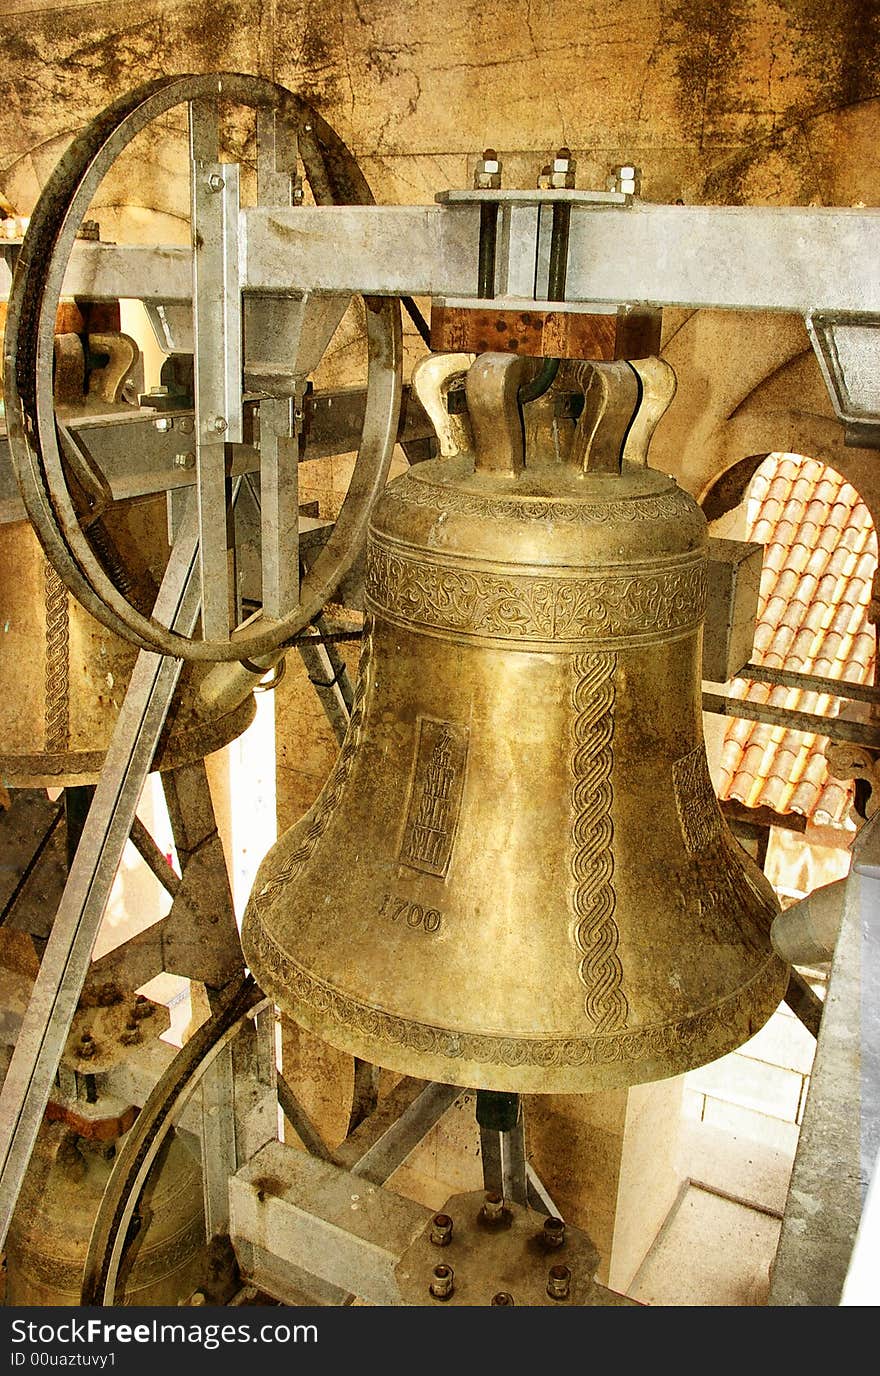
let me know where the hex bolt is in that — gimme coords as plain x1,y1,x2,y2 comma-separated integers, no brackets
154,416,173,433
546,1264,571,1301
78,1032,96,1060
551,146,576,189
543,1216,566,1248
480,1190,505,1223
133,995,155,1020
120,1021,141,1046
491,1292,515,1306
607,163,642,196
208,415,228,435
207,173,225,192
430,1213,454,1246
148,386,169,397
474,148,502,190
430,1264,455,1300
173,452,195,469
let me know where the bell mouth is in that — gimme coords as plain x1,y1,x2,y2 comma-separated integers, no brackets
242,910,788,1094
0,694,256,788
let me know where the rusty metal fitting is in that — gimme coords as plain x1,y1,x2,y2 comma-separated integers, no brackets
430,1263,455,1300
430,1213,454,1246
550,146,576,189
491,1292,515,1306
120,1021,142,1046
292,173,304,206
537,163,553,190
77,1033,96,1060
133,995,155,1021
546,1263,571,1300
474,149,502,190
480,1190,505,1223
542,1216,566,1248
607,163,641,196
95,983,121,1007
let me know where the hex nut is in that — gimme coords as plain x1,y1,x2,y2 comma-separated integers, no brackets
607,163,642,196
430,1213,454,1246
430,1264,454,1300
480,1191,505,1224
543,1216,566,1248
547,1264,571,1301
474,148,502,190
550,147,576,189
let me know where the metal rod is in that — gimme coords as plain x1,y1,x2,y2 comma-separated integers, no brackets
63,786,94,870
526,1163,563,1219
0,806,62,928
346,1059,381,1136
547,202,571,301
477,202,499,299
785,969,823,1037
128,815,181,899
349,1082,462,1186
734,662,880,706
402,296,431,346
277,1073,335,1163
702,691,880,748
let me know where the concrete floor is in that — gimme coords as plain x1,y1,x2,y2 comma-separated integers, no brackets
625,993,819,1306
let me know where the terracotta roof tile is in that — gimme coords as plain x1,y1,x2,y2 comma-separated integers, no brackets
715,453,877,830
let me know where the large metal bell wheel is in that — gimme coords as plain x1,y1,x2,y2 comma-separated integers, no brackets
4,73,402,662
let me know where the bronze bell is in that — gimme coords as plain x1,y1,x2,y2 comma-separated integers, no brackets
5,1119,208,1305
243,353,788,1094
0,499,255,788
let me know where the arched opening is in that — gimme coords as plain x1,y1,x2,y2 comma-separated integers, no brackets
706,452,878,894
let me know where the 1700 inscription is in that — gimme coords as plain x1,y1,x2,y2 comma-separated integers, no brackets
379,892,443,933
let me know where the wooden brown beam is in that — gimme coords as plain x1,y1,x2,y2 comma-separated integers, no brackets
430,304,661,360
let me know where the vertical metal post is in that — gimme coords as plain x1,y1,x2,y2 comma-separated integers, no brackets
199,1044,238,1238
189,97,242,643
477,1090,529,1207
253,105,302,624
260,394,301,619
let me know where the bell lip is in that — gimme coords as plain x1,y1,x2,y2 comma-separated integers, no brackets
242,911,789,1093
0,694,256,789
